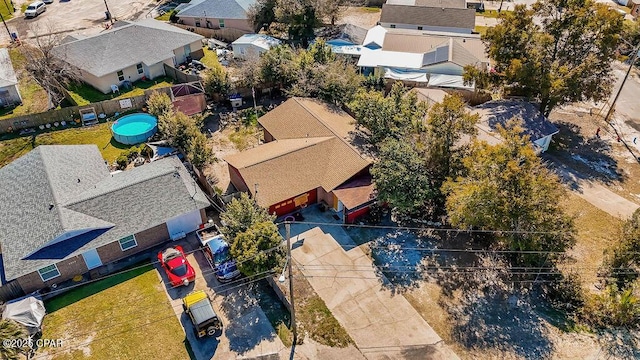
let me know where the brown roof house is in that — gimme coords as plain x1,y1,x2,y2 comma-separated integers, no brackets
380,0,476,33
0,145,210,300
225,98,376,223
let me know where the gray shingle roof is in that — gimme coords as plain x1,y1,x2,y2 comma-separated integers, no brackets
473,100,560,141
0,48,18,88
380,4,476,30
51,19,203,78
177,0,256,19
0,146,209,282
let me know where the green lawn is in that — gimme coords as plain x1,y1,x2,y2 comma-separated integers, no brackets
0,0,13,19
200,48,220,68
155,10,174,21
68,77,174,105
0,122,133,166
0,49,49,120
474,25,489,36
40,265,190,360
476,9,509,18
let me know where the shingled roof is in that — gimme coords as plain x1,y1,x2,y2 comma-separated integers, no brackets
177,0,255,19
0,48,18,88
52,19,203,78
225,98,370,207
380,4,476,30
0,146,209,282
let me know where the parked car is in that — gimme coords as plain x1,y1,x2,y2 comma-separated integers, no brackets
158,246,196,287
24,1,46,18
197,225,241,282
182,290,222,338
42,0,53,4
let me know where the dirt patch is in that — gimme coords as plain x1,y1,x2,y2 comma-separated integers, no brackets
337,7,381,29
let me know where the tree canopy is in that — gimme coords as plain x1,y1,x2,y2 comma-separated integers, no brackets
482,0,623,116
602,208,640,289
348,83,428,144
371,138,434,218
443,120,575,261
202,62,231,97
220,193,283,276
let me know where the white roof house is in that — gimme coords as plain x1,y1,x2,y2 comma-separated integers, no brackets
231,34,281,59
353,26,489,90
0,48,21,107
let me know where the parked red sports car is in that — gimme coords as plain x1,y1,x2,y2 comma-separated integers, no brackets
157,246,196,287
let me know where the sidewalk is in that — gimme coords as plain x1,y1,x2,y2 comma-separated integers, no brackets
292,227,459,360
550,159,639,220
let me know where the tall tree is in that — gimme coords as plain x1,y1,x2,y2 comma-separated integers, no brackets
220,193,276,242
259,45,300,88
275,0,319,47
602,208,640,289
423,94,479,202
247,0,277,32
371,138,434,218
443,120,575,262
202,62,231,97
349,83,428,144
482,0,623,116
230,221,284,276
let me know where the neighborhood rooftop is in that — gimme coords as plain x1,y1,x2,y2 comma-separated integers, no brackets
386,0,468,7
177,0,256,19
51,19,203,78
380,4,476,29
0,145,209,282
0,48,18,88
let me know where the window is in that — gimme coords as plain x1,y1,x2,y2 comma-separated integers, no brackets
38,264,60,282
136,63,143,74
195,21,201,27
417,26,423,30
117,70,124,81
218,19,225,28
390,24,396,28
118,235,137,251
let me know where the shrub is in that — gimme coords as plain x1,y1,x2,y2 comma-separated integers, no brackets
579,284,640,329
541,272,585,314
116,154,128,169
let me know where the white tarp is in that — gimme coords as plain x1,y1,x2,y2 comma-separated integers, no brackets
383,68,474,90
2,297,46,335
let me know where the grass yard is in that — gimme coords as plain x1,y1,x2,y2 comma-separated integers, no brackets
0,49,48,119
0,0,12,19
200,48,220,68
560,192,622,287
476,9,508,18
474,25,488,36
154,10,174,21
68,77,174,105
40,265,190,360
0,122,133,166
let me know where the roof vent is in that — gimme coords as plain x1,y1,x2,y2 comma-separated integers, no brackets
48,203,54,211
77,178,81,183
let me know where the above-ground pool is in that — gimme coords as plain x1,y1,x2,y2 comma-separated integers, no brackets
111,113,158,145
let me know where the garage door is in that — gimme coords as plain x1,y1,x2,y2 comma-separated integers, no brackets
166,209,203,240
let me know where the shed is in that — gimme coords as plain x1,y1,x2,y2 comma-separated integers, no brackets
231,34,281,59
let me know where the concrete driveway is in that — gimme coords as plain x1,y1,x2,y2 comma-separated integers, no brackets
1,0,157,45
292,227,459,360
155,235,286,360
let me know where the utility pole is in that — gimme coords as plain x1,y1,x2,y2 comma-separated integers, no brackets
285,222,297,344
0,12,11,44
603,43,640,124
103,0,114,24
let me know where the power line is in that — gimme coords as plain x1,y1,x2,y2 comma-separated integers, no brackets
277,220,571,235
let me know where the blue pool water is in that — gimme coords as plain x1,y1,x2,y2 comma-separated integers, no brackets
111,113,158,145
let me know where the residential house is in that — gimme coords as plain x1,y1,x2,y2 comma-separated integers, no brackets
231,34,281,59
176,0,255,41
379,0,476,34
0,145,210,297
225,98,376,222
631,0,640,18
356,26,489,89
0,48,21,107
471,100,559,153
52,19,204,94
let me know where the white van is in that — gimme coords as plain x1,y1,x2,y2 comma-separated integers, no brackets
25,1,46,18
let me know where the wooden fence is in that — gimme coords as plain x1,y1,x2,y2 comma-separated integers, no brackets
0,87,172,134
164,64,201,84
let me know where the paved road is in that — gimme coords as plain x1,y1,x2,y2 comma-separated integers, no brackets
609,62,640,129
156,236,286,360
292,227,460,360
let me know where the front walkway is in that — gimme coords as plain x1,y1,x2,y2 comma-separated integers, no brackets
291,226,459,360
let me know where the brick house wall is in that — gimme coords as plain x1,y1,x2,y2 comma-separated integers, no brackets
97,223,170,265
17,255,88,294
228,165,249,192
16,222,171,294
